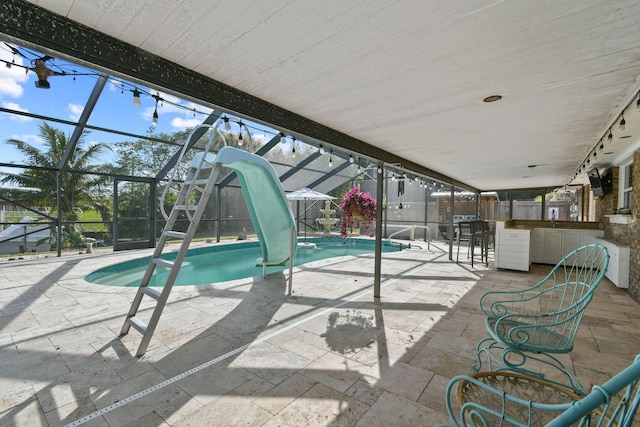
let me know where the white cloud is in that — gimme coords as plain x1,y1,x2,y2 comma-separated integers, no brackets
1,102,32,122
68,103,83,121
171,116,204,129
0,47,29,99
9,133,41,145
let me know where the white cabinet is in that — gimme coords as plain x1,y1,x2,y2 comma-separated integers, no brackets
595,237,630,288
496,228,531,271
530,228,604,265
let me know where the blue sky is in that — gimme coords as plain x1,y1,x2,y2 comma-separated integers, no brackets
0,42,278,170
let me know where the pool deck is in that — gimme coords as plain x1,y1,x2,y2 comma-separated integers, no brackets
1,239,639,426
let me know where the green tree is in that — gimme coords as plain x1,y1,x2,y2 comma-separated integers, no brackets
0,121,110,223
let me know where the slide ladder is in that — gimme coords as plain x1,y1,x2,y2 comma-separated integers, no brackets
120,124,296,357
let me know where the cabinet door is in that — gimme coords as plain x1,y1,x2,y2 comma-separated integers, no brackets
543,230,563,264
561,230,581,259
530,228,545,263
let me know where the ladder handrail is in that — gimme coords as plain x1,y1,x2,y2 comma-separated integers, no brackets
159,123,227,221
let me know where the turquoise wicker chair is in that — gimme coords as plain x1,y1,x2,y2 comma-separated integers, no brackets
437,354,640,427
474,243,609,394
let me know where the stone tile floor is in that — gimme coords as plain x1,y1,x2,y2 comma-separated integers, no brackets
0,240,638,426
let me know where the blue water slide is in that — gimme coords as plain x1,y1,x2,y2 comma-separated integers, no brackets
212,147,297,268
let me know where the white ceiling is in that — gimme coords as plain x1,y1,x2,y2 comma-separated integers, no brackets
26,0,640,190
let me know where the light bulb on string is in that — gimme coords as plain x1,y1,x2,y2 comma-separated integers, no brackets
329,149,333,167
607,128,613,143
280,132,286,144
223,117,231,131
237,121,244,146
349,154,354,163
152,97,159,126
636,93,640,112
619,113,626,131
132,88,142,107
319,145,325,154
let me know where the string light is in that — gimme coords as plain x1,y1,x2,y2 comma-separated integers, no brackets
132,88,141,107
637,93,640,112
619,112,626,131
238,121,244,146
329,149,333,167
152,94,160,126
349,154,354,163
223,116,231,131
319,144,325,154
607,127,613,143
291,137,296,156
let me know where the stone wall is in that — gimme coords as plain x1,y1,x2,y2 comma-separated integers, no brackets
595,150,639,302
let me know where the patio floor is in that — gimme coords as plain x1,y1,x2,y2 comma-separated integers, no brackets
1,240,638,426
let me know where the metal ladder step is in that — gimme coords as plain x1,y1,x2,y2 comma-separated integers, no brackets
152,258,175,268
127,317,147,334
140,286,162,300
184,179,209,185
174,204,198,211
163,231,186,239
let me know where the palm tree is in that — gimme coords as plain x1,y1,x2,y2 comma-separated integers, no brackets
0,121,110,222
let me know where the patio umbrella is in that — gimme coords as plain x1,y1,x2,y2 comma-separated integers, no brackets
286,188,335,243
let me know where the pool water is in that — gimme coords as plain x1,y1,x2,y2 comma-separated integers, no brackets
85,238,401,287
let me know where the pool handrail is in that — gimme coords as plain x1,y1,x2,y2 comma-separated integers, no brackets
387,224,430,251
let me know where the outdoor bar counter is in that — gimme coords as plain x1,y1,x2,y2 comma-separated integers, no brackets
494,220,604,271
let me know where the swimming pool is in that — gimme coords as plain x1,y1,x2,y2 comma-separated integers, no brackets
85,237,402,287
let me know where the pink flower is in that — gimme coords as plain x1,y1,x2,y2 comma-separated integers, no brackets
339,187,377,238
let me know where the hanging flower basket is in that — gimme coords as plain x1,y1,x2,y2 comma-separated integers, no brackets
339,187,377,238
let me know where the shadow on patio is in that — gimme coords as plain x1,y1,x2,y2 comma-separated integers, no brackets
0,242,638,426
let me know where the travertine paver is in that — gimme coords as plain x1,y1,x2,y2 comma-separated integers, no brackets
0,240,638,426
